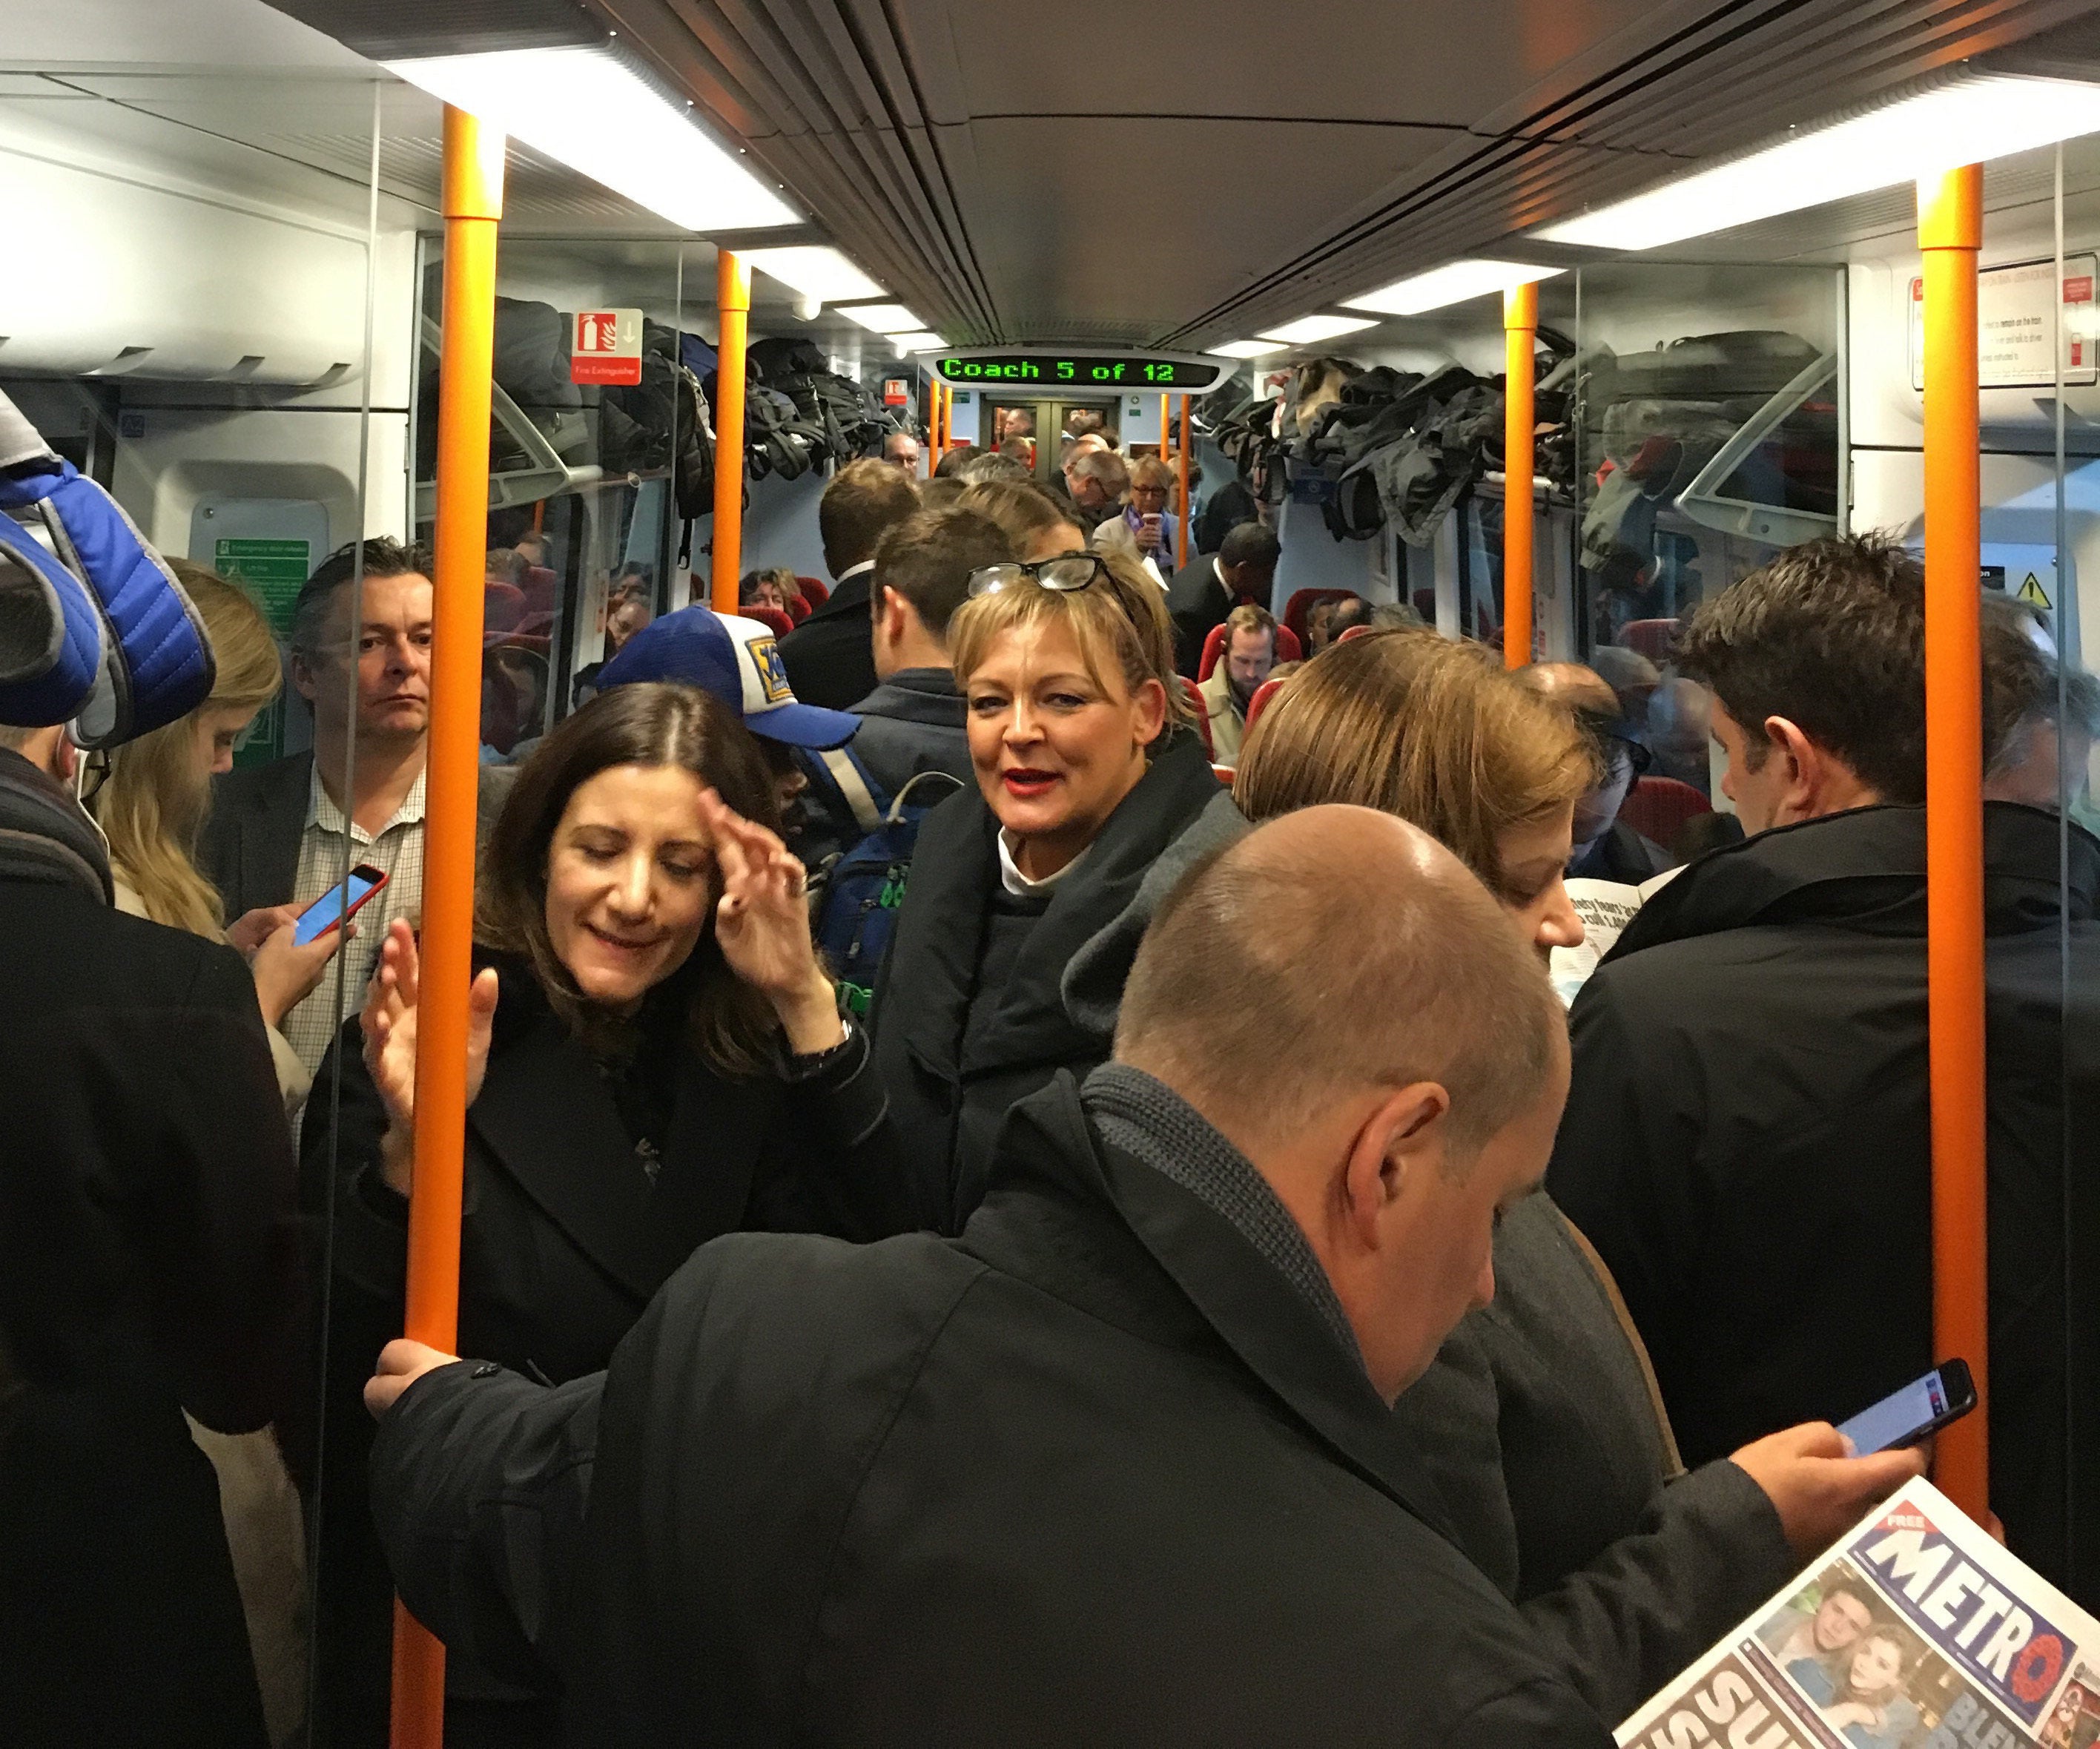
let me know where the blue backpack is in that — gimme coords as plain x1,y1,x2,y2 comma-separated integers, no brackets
809,760,965,1017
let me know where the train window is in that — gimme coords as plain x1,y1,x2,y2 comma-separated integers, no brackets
412,237,697,754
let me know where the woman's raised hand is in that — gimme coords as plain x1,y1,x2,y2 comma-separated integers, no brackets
360,919,501,1195
697,788,843,1055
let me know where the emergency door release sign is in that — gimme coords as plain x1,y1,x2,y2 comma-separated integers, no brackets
572,309,644,386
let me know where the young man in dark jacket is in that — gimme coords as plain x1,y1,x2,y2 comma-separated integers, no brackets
1548,534,2100,1608
0,725,305,1748
776,458,921,709
845,504,1011,796
362,808,1918,1745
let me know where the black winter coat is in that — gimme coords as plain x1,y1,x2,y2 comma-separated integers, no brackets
1165,553,1235,678
0,754,302,1749
369,1075,1619,1748
776,567,876,710
870,730,1235,1232
305,954,902,1742
1549,803,2100,1608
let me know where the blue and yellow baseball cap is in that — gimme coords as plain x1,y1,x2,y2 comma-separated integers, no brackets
595,607,859,750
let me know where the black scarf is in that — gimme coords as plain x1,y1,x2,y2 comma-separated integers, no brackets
0,747,111,903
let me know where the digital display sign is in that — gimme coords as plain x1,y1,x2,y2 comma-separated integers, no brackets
934,351,1226,391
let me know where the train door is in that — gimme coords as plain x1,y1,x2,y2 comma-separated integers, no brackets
982,395,1120,487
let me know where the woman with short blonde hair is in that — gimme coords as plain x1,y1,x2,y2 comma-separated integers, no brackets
871,543,1235,1233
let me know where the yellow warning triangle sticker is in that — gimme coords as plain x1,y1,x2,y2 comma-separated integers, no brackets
2018,572,2053,610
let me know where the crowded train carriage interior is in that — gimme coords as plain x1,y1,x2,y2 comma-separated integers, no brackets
2,0,2099,1745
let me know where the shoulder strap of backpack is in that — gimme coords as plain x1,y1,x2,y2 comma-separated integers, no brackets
886,768,965,824
816,745,885,837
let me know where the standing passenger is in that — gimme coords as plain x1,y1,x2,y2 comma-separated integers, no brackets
1233,629,1919,1718
848,507,1015,794
305,685,903,1748
197,538,512,1077
360,808,1637,1746
1166,520,1280,677
1547,534,2100,1608
871,547,1240,1233
0,717,303,1749
777,458,921,710
85,564,341,1747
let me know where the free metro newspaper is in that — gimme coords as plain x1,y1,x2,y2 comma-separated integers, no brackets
1618,1479,2100,1749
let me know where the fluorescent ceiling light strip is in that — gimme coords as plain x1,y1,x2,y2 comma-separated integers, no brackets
742,246,885,303
886,332,946,352
1346,259,1565,317
1207,339,1284,358
837,303,923,333
385,47,796,231
1255,313,1378,345
1538,73,2100,251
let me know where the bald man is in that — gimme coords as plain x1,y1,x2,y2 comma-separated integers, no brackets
358,808,1620,1746
1525,662,1674,881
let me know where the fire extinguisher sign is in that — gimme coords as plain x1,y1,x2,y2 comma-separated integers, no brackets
571,309,644,386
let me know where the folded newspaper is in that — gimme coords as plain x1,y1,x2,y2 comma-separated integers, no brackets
1618,1478,2100,1749
1551,869,1682,1004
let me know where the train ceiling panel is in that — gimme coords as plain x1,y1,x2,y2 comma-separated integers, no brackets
71,0,2100,352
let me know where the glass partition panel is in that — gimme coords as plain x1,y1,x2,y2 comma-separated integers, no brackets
0,56,390,1749
1571,260,1846,797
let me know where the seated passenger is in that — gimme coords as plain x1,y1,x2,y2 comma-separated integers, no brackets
872,546,1241,1234
1522,661,1672,881
1234,629,1919,1716
304,685,903,1747
778,458,922,710
1547,533,2100,1610
957,478,1087,561
1198,601,1278,765
1166,519,1281,677
738,566,801,615
1303,593,1348,652
1982,608,2099,819
1,715,303,1749
365,808,1638,1745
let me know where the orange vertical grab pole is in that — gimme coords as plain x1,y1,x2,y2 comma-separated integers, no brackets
391,102,504,1749
1918,164,1990,1521
711,250,750,615
1175,394,1192,570
1502,282,1537,668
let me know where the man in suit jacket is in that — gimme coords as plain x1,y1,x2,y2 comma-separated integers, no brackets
0,724,303,1749
1167,518,1279,677
201,538,508,1074
776,459,922,710
361,808,1629,1744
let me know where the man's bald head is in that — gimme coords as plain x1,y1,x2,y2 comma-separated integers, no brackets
1117,806,1562,1165
1523,662,1621,722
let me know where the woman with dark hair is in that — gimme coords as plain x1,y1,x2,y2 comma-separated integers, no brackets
306,682,900,1747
